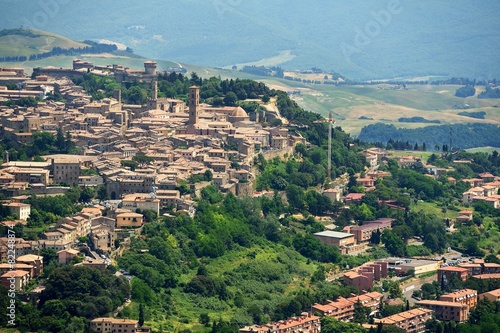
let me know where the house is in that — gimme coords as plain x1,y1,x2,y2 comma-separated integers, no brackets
1,270,30,291
343,193,365,205
479,288,500,302
458,262,500,276
376,308,433,333
343,261,389,292
16,254,43,277
116,212,144,228
57,249,80,264
0,263,34,277
323,188,341,202
3,202,31,221
90,318,141,333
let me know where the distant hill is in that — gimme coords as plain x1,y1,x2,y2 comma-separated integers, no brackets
0,28,89,58
0,1,498,80
358,123,500,149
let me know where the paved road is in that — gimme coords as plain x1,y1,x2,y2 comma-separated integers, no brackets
402,275,438,305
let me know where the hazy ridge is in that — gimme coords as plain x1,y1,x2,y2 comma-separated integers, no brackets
0,0,499,80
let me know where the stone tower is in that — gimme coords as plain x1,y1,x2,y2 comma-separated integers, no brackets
189,86,200,125
144,61,157,75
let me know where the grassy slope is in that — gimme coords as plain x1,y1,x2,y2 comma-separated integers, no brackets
153,243,317,331
0,29,88,57
411,201,468,220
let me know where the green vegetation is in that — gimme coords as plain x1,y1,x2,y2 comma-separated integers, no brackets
0,266,129,332
0,29,118,62
458,111,486,119
359,123,500,150
0,28,89,58
455,85,476,98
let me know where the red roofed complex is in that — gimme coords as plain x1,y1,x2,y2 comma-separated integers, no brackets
239,313,320,333
376,308,433,333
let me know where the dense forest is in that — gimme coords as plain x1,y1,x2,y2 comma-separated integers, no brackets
358,123,500,150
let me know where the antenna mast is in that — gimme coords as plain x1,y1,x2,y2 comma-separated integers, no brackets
328,112,333,181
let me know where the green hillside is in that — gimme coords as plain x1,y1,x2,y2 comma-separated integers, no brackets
0,28,89,57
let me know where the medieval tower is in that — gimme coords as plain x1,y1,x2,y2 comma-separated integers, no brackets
189,86,200,125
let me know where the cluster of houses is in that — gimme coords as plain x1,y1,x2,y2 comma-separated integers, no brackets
0,61,308,203
461,172,500,208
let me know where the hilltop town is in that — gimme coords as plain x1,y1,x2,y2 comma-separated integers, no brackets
0,60,499,333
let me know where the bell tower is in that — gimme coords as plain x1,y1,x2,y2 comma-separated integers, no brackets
189,86,199,125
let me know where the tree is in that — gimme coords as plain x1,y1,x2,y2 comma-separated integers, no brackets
199,313,210,327
321,316,366,333
97,186,108,201
353,299,369,324
389,282,403,300
381,229,406,257
286,184,305,210
223,92,238,106
370,229,381,245
138,303,145,327
128,86,148,104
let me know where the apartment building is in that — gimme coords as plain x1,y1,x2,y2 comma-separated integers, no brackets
313,231,355,249
52,159,81,186
348,218,394,243
312,292,384,320
415,300,469,322
239,313,320,333
439,289,478,309
438,266,469,286
116,212,144,228
6,168,50,185
376,308,433,333
343,261,389,291
458,262,500,277
122,193,160,215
